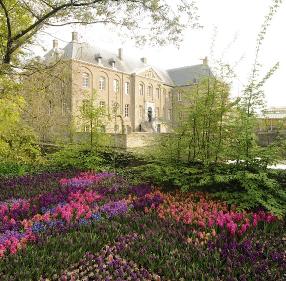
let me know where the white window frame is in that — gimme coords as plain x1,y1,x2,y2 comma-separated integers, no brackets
147,85,153,98
125,82,130,95
177,92,182,102
113,79,119,93
156,88,160,99
99,101,105,108
99,76,105,91
124,104,129,117
82,73,89,88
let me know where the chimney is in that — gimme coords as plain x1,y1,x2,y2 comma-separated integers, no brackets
203,56,208,65
53,39,58,49
72,31,78,42
141,57,147,64
118,48,123,60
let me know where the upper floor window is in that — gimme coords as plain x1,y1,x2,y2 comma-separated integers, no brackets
156,88,160,99
83,124,90,132
99,101,105,108
177,92,182,102
82,72,90,88
147,85,153,98
125,82,130,95
124,104,129,117
139,83,144,96
168,91,172,101
113,79,119,93
99,76,106,90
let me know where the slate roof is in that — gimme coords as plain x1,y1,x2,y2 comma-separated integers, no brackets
45,41,212,87
167,64,213,86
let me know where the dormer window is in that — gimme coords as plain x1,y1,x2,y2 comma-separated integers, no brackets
95,54,102,64
110,58,116,68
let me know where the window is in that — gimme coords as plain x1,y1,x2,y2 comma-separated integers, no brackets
99,101,105,108
168,109,172,120
82,72,89,88
156,88,160,99
139,106,143,119
139,84,144,96
124,82,130,95
83,125,90,132
155,107,159,117
124,104,129,117
147,85,153,98
179,111,183,120
168,91,171,101
177,92,182,102
99,76,105,90
48,100,52,116
113,79,119,93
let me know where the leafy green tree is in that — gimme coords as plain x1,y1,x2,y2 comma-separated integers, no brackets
0,0,199,66
169,76,233,165
0,93,40,163
230,0,282,168
79,91,109,150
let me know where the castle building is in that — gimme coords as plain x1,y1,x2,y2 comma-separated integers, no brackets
25,32,211,147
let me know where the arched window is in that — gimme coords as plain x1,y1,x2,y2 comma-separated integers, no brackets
156,88,160,99
99,76,106,90
124,81,130,95
82,72,90,88
147,85,153,98
113,79,119,93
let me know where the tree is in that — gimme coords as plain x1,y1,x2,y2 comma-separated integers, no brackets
231,0,282,168
0,0,199,66
79,91,109,149
170,76,233,165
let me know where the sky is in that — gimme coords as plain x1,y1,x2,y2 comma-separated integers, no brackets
35,0,286,107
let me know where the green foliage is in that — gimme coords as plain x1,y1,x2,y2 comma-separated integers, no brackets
47,145,108,171
127,162,286,217
0,0,199,65
0,91,41,166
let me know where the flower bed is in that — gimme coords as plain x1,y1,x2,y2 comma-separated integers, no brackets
0,172,285,280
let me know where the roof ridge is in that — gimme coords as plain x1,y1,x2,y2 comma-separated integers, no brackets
167,64,204,72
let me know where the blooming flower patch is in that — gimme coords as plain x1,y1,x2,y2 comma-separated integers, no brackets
0,172,285,280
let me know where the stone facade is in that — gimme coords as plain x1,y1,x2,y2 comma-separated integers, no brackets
25,32,211,147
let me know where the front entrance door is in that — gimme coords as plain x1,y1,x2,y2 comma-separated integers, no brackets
147,107,153,122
